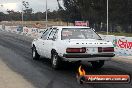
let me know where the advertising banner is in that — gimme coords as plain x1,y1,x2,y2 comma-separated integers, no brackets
75,21,89,27
100,35,132,56
17,26,23,32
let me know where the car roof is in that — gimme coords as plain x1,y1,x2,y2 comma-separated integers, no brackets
52,26,90,29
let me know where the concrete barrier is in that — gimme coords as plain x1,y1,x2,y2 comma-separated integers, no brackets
0,25,131,56
0,25,46,38
0,25,2,30
100,34,132,56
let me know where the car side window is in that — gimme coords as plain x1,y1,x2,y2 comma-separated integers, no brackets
48,28,58,40
41,29,51,40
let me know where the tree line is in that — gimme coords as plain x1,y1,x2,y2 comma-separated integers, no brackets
61,0,132,33
0,0,132,33
0,10,60,21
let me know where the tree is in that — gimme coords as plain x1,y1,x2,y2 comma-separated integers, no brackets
61,0,132,33
0,12,5,21
62,0,107,30
22,1,33,21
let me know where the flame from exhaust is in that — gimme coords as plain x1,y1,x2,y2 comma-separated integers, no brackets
78,66,86,76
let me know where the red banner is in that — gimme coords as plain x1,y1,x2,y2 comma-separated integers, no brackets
75,21,89,27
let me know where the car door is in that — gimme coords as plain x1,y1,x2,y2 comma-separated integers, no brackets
42,28,58,59
38,28,52,57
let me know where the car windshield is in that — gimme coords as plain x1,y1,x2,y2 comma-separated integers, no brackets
61,28,101,40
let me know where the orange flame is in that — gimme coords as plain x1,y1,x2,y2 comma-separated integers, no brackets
78,66,86,76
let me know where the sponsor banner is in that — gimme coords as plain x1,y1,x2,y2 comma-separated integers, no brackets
23,27,29,33
100,35,132,56
75,21,89,27
125,37,132,56
113,36,132,56
3,25,46,38
113,36,126,55
31,28,46,37
31,28,39,37
17,26,23,32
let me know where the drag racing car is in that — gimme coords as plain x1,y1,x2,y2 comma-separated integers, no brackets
32,26,115,69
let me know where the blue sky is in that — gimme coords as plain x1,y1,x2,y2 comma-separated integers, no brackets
0,0,64,13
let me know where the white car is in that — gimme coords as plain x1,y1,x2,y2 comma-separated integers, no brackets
32,26,115,69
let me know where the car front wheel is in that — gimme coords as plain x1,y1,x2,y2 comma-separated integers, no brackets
91,60,105,69
32,46,40,60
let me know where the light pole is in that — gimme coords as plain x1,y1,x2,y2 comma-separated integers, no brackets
21,0,24,26
45,0,48,28
107,0,109,35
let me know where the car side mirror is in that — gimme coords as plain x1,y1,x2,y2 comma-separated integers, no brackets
48,36,56,41
52,36,56,41
92,28,95,32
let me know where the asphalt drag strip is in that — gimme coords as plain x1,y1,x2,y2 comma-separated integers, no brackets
0,31,132,88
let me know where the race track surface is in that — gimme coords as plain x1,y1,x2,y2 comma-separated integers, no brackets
0,31,132,88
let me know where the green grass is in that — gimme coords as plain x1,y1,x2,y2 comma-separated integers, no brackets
98,32,132,37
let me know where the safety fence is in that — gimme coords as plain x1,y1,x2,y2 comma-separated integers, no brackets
100,35,132,56
0,25,46,38
0,25,132,56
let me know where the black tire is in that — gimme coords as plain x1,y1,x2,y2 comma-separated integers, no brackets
32,46,40,60
91,60,105,69
51,52,62,69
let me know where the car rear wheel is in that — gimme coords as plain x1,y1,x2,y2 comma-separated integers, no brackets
51,53,62,69
91,60,105,69
32,46,40,60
